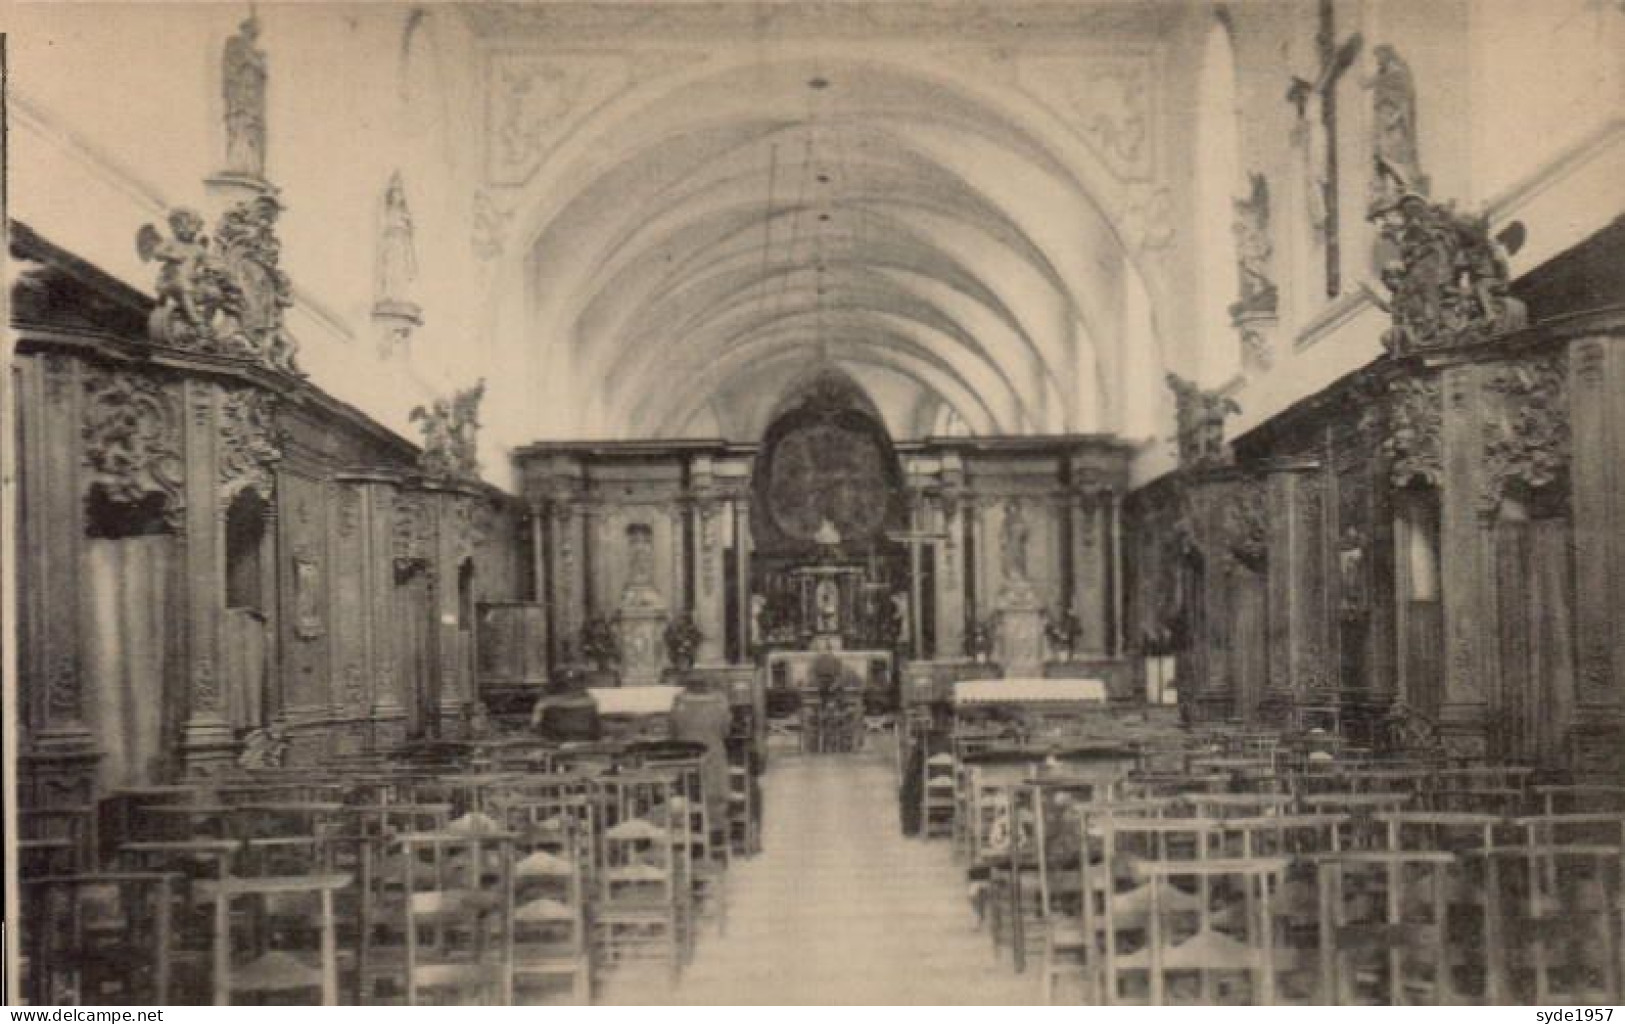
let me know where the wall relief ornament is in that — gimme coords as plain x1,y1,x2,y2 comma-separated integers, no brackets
471,187,514,262
219,387,282,502
1366,192,1526,356
293,555,323,640
1013,54,1153,181
410,379,485,481
82,368,186,530
1231,172,1277,317
450,498,477,564
485,53,628,186
1384,374,1442,489
1123,184,1176,254
137,194,301,375
46,650,79,718
342,662,367,709
1166,374,1239,469
393,495,431,576
1222,479,1268,573
1481,353,1570,516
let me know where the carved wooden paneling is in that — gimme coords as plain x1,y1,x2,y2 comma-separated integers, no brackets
1570,335,1618,707
278,473,330,714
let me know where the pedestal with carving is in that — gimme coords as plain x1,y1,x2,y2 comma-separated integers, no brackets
996,579,1045,677
618,592,670,687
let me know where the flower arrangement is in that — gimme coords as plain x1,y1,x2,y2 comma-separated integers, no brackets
580,615,620,671
1044,609,1081,658
664,612,704,671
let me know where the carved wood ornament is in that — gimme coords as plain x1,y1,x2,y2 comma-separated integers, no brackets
219,386,283,503
1368,193,1526,356
82,368,186,530
1384,374,1442,489
1167,374,1239,469
1481,353,1570,516
136,194,301,376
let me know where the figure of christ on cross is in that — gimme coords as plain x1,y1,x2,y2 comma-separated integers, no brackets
1288,0,1363,298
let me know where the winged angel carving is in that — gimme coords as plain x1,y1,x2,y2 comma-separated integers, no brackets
137,195,300,376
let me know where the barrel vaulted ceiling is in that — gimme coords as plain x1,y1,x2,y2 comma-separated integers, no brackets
460,2,1187,446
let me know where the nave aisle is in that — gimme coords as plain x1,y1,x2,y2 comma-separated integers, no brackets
603,751,1038,1005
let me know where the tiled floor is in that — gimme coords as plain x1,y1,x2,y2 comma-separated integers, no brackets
602,748,1041,1005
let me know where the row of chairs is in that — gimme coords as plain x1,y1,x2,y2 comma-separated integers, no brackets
18,742,739,1005
974,771,1625,1004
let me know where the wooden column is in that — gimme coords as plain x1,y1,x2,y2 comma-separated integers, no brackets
328,480,371,754
337,473,407,749
1071,490,1107,657
692,497,726,666
1263,458,1328,705
1438,362,1497,757
733,498,752,665
180,379,234,775
18,353,99,799
1565,316,1625,773
936,491,966,661
548,502,582,667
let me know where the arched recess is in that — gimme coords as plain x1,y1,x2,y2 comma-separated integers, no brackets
477,51,1175,447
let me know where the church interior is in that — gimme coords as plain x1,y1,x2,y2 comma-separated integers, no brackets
6,0,1625,1006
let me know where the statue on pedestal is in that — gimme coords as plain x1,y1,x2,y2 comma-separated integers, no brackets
1366,44,1426,208
617,522,668,685
1001,501,1030,584
223,16,268,181
374,171,422,355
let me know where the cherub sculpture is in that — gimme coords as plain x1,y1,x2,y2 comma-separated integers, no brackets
137,208,228,343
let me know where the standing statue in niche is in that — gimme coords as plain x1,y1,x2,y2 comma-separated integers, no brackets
1338,526,1368,619
222,15,269,179
1001,501,1031,584
377,171,419,309
626,523,655,590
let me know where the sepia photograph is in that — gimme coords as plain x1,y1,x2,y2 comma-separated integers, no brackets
2,0,1624,1008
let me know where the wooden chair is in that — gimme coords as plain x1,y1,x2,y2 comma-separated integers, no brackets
594,812,683,988
1312,850,1456,1004
366,828,516,1004
116,838,239,1004
1485,813,1625,1002
1096,816,1223,1005
20,873,176,1005
198,871,351,1004
921,752,957,840
20,806,97,876
1127,856,1290,1005
1022,779,1104,1002
510,818,592,1004
1218,814,1348,1002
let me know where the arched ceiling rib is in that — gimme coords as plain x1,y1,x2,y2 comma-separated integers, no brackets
509,55,1163,443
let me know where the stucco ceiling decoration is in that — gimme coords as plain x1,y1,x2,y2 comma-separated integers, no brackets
459,2,1178,44
1012,52,1156,182
484,50,702,186
468,7,1176,446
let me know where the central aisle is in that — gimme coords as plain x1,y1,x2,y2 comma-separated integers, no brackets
605,750,1042,1005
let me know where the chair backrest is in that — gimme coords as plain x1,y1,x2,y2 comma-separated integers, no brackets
21,872,176,1005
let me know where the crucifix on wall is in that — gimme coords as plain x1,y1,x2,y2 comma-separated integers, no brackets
1288,0,1362,298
